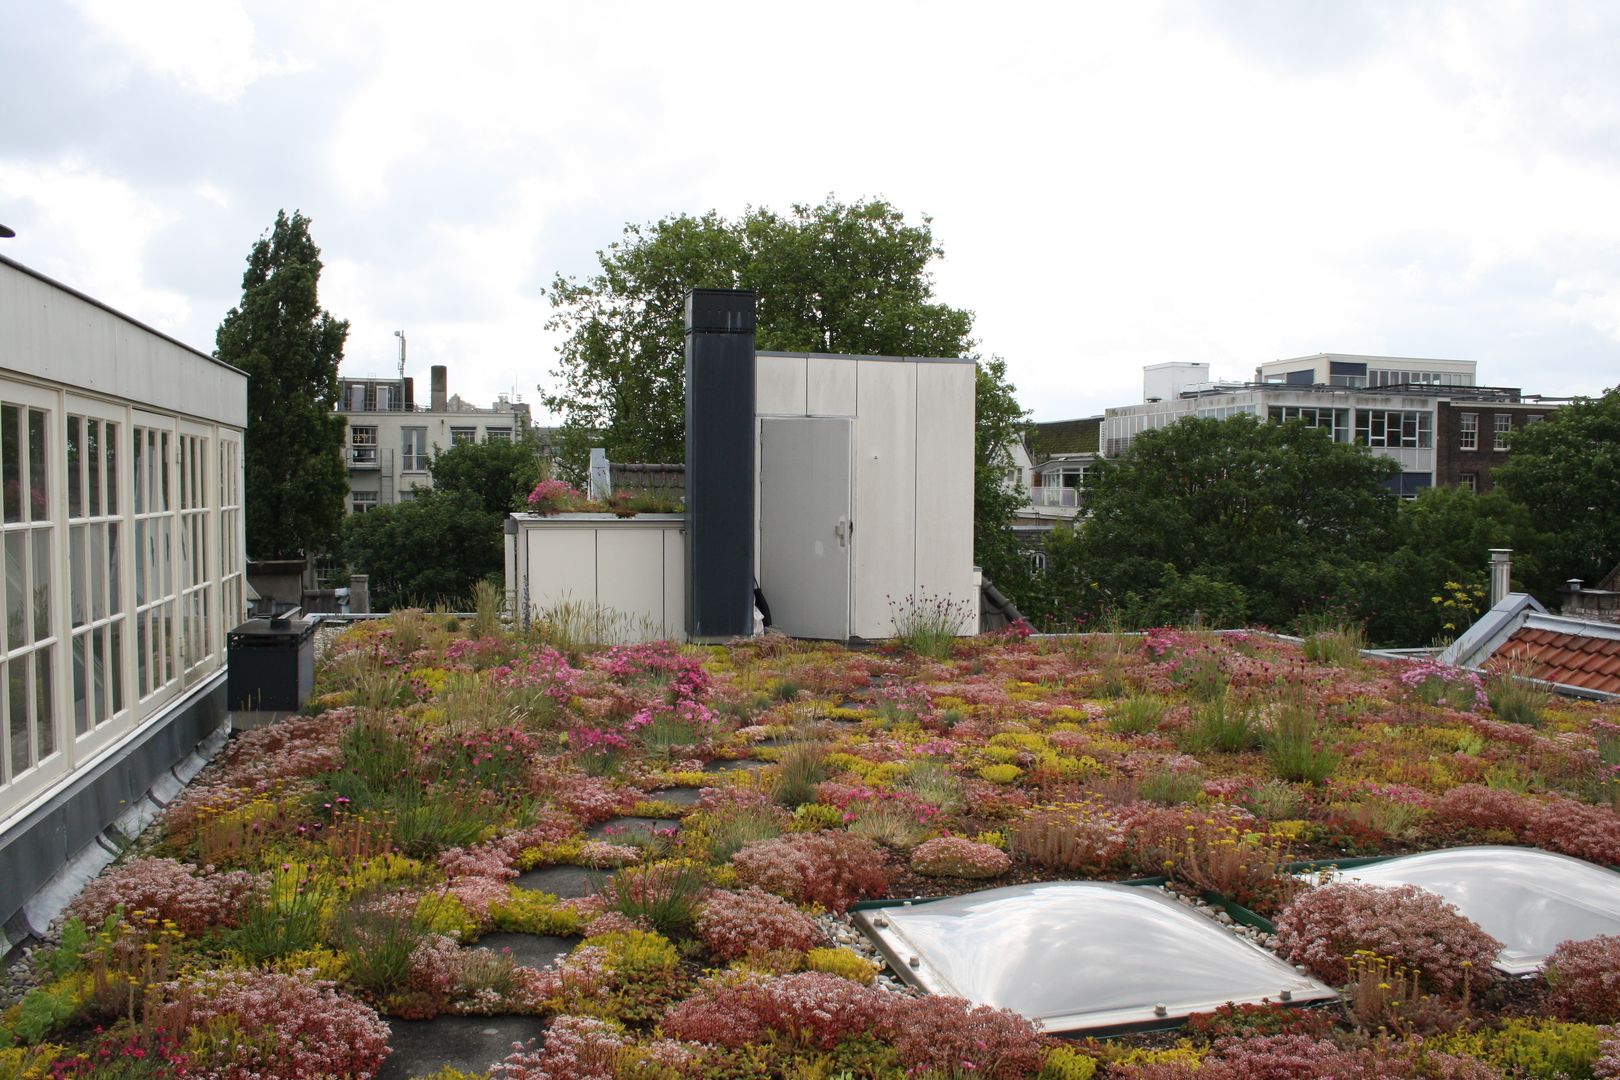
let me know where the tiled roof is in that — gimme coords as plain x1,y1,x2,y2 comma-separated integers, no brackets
1501,626,1620,695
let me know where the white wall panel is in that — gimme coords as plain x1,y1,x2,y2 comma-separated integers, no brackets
915,362,977,632
807,356,857,416
515,517,686,642
851,361,916,638
755,353,807,416
524,527,597,613
597,527,667,637
0,263,246,427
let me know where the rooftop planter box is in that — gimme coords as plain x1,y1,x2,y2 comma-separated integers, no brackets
506,512,685,642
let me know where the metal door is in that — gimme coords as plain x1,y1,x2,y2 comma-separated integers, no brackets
759,417,852,639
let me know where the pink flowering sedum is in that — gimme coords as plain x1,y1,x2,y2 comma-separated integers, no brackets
661,971,895,1050
730,831,890,913
1274,882,1500,993
170,969,391,1079
697,887,822,961
910,836,1012,879
68,857,258,935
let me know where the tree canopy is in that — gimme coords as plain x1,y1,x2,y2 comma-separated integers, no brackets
1069,416,1401,629
1491,387,1620,596
543,197,975,473
216,210,350,560
343,437,542,610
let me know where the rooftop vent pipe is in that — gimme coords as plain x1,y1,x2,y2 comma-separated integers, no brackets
1490,548,1513,606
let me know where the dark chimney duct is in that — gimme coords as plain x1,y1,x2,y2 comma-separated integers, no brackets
684,289,756,641
431,365,448,411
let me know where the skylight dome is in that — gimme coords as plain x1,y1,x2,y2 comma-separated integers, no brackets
1312,845,1620,975
853,881,1337,1034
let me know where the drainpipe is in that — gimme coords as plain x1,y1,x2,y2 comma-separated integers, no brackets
1489,549,1513,607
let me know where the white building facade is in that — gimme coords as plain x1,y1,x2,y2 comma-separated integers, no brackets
0,255,246,945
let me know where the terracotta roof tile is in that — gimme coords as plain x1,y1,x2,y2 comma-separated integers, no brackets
1501,627,1620,694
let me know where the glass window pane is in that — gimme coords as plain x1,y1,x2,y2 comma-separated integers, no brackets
9,657,28,775
67,417,82,518
133,520,145,607
132,429,144,515
72,635,88,737
28,408,48,522
35,644,53,759
109,620,123,715
87,420,101,517
3,404,21,524
90,629,105,728
107,524,120,620
32,530,50,642
104,423,118,516
5,532,25,649
135,614,147,697
160,432,170,510
69,525,86,629
91,525,106,622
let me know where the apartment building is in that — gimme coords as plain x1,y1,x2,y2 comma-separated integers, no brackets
338,364,532,512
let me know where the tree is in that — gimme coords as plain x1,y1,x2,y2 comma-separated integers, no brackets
427,437,545,518
1360,486,1545,646
1069,416,1401,629
543,197,975,474
342,490,503,610
343,439,543,610
216,210,349,560
1491,388,1620,599
972,356,1034,604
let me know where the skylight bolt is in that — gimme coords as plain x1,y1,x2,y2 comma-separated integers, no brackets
909,956,921,968
1280,990,1293,1001
1154,1003,1168,1017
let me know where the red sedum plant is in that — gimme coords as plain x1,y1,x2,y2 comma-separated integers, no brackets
730,831,890,913
697,887,822,961
1274,882,1500,994
1544,933,1620,1023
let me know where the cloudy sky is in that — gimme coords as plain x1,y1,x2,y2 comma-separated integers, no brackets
4,1,1618,422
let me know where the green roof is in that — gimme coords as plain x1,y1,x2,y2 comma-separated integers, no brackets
1029,418,1101,458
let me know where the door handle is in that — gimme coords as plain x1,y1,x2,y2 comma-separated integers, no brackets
835,517,851,547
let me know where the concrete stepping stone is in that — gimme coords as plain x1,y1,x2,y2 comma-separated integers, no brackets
514,864,613,898
702,757,770,773
648,785,702,807
378,1014,542,1080
472,932,576,970
586,816,680,842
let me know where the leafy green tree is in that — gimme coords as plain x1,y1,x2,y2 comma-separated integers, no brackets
427,437,545,518
1360,486,1545,646
342,490,502,610
543,197,975,474
972,356,1034,605
1491,388,1620,598
216,210,350,560
1069,416,1400,629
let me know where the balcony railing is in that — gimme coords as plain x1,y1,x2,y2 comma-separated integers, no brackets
1029,485,1082,508
348,446,380,469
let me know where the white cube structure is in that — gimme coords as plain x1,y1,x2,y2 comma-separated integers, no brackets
755,352,976,640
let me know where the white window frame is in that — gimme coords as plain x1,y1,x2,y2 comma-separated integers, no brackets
1459,412,1478,451
1494,413,1513,451
401,426,428,472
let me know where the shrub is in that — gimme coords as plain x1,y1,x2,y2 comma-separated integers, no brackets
697,888,822,962
889,591,971,659
731,832,890,913
67,858,257,936
1545,935,1620,1023
910,836,1011,879
1273,882,1500,994
166,969,390,1080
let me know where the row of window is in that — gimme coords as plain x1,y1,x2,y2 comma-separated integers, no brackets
1457,412,1541,451
348,425,512,471
0,383,243,815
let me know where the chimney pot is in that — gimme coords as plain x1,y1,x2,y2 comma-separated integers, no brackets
431,365,448,411
1489,548,1512,607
